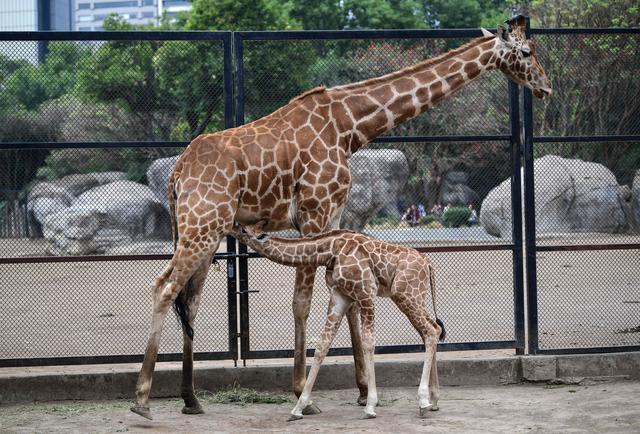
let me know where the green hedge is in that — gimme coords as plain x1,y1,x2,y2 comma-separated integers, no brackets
442,207,471,228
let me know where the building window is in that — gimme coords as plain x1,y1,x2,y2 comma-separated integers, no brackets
142,0,154,5
78,15,93,22
141,11,154,18
78,26,92,31
78,3,91,9
93,1,138,9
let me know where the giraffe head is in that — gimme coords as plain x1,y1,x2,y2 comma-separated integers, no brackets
482,15,552,99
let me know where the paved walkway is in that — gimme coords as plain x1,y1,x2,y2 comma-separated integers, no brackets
1,380,639,433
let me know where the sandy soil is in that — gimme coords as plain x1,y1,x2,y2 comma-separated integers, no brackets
1,380,639,433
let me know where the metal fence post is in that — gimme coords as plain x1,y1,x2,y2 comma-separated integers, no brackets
523,18,539,355
509,81,525,355
233,32,251,363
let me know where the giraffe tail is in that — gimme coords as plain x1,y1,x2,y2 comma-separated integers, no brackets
428,261,446,341
173,291,194,340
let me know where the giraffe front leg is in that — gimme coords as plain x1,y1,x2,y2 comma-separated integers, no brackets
359,304,378,418
292,265,322,415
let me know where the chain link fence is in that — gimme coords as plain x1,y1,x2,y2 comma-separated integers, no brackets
0,27,638,366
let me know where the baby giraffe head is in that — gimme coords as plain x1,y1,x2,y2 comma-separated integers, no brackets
482,15,552,99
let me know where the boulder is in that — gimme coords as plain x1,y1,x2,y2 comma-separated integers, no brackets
42,180,171,255
480,155,632,237
340,149,409,231
147,155,180,209
440,171,479,207
28,172,127,234
632,170,640,228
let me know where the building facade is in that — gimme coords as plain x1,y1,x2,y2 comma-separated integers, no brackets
73,0,191,31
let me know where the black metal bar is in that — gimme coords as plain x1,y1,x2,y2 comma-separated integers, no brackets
0,30,232,41
0,141,189,150
509,81,526,355
532,135,640,143
238,242,250,360
236,28,495,41
226,235,239,364
0,253,248,265
523,19,539,356
244,340,517,359
234,33,245,126
531,27,640,35
223,32,235,130
372,134,511,143
414,244,514,253
0,351,234,368
535,345,640,355
536,243,640,252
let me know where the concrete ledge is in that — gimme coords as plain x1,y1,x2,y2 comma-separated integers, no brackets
1,352,638,405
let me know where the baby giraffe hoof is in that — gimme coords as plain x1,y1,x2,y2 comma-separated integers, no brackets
363,410,377,419
302,402,322,415
357,395,368,406
130,404,152,420
419,405,433,418
181,404,204,415
287,413,303,422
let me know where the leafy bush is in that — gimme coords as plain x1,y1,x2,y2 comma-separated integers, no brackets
442,207,471,228
420,214,440,225
367,215,401,227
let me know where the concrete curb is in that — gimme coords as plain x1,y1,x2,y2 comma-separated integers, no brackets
1,352,638,404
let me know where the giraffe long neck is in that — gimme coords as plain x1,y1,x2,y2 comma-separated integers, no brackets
330,36,498,153
231,229,341,267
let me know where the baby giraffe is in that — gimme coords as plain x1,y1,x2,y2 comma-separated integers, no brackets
230,225,445,420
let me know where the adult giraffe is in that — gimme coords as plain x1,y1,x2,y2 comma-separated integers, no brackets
131,15,551,419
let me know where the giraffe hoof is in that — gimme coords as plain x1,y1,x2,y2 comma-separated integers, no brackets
363,411,377,419
130,404,152,420
419,405,433,418
287,413,303,422
357,395,368,406
181,404,204,415
302,402,322,415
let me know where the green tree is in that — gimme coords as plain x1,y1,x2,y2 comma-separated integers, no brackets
188,0,296,30
291,0,427,30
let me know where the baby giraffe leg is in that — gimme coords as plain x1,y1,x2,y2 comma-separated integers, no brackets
429,349,440,411
288,290,351,421
418,334,438,417
359,304,378,418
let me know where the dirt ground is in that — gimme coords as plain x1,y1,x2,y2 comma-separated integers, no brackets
1,380,640,433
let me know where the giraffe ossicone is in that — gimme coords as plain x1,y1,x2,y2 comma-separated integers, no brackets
131,15,551,419
230,225,445,420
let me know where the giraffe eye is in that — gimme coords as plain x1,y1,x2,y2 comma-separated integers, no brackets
522,50,531,58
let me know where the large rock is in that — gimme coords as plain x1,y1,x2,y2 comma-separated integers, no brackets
147,155,180,209
633,170,640,228
340,149,409,231
481,155,632,237
42,180,171,255
28,172,127,234
440,171,479,207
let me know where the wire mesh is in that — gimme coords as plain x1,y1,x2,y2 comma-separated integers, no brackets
240,37,509,136
536,249,640,350
532,142,640,246
0,259,230,360
245,250,515,353
532,32,640,137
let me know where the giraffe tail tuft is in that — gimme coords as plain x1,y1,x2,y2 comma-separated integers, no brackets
173,293,194,340
436,318,446,342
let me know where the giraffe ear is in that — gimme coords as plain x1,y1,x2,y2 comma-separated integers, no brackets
481,28,494,37
496,24,509,41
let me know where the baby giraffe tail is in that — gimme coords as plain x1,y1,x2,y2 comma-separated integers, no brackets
428,262,446,341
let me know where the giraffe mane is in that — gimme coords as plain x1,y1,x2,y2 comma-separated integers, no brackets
332,35,495,91
289,85,327,103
